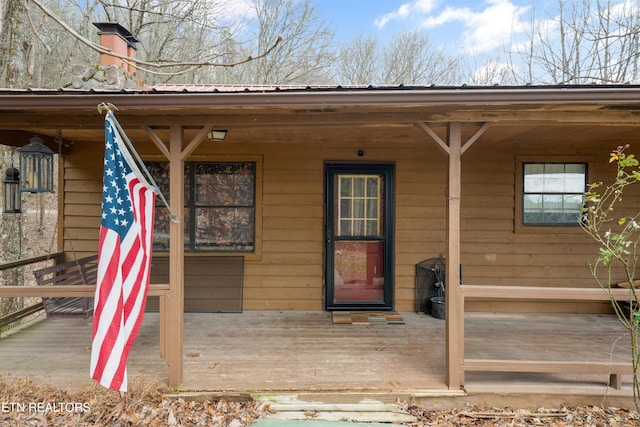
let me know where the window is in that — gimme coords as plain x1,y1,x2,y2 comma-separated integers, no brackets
148,162,256,253
337,175,382,237
522,162,586,226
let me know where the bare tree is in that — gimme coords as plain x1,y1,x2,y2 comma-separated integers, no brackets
335,35,380,85
335,30,461,86
2,0,333,87
463,53,520,85
93,0,245,84
0,0,34,87
382,30,460,85
512,0,640,84
590,0,640,83
218,0,335,85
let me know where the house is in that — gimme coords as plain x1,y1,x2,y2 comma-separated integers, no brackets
1,25,639,391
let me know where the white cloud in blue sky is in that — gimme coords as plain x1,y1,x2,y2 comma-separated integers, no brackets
374,0,439,28
373,0,531,53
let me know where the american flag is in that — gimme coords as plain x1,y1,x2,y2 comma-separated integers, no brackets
90,114,156,393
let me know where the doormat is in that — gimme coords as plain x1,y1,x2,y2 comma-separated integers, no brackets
332,311,404,325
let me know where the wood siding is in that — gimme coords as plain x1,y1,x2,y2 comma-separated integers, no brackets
147,256,243,312
61,124,639,312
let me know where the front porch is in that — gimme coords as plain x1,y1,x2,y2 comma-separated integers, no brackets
0,310,634,400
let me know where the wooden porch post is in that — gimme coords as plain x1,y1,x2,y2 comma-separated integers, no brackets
167,125,185,387
446,122,462,390
417,121,488,390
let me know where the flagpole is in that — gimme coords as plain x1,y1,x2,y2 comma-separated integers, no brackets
92,104,160,393
99,104,179,223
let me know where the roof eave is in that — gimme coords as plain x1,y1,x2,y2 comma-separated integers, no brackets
2,86,640,111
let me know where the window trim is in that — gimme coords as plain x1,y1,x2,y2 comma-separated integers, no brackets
148,155,263,260
515,155,593,234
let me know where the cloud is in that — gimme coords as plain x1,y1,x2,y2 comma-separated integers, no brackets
376,0,531,54
374,0,438,28
218,0,255,20
472,60,517,84
427,0,530,53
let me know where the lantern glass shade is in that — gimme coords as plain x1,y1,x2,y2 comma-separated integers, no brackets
3,167,21,213
207,129,227,141
19,135,55,193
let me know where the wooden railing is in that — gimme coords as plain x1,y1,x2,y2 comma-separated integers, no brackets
0,252,63,272
0,254,170,358
0,302,44,333
0,252,64,330
460,285,634,389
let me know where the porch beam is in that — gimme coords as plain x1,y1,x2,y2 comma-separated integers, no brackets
167,125,185,387
427,110,640,124
415,122,449,154
416,122,490,156
6,110,640,131
445,122,463,390
181,124,214,161
144,127,171,160
460,122,490,155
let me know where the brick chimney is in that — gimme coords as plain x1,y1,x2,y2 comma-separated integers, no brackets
93,22,139,75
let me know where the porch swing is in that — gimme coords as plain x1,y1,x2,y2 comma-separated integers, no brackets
32,223,97,318
34,254,97,318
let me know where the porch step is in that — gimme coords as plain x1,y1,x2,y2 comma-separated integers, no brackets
252,418,407,426
254,394,417,424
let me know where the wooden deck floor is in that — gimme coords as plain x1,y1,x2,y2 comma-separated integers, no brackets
0,311,633,397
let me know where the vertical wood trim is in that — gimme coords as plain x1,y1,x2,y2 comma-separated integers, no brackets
446,122,462,390
167,125,185,387
159,293,166,360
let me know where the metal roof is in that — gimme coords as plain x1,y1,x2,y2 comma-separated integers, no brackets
2,82,640,95
3,83,640,113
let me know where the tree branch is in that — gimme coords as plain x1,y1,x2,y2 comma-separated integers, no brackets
27,0,282,75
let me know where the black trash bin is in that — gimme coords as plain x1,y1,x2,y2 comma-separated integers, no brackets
415,258,445,316
430,296,446,319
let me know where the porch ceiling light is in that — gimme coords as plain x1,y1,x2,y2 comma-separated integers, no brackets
3,167,21,214
19,135,55,193
207,129,227,141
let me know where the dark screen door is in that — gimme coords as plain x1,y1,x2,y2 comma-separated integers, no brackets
325,164,394,310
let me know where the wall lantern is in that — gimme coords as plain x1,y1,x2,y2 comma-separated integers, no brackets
3,167,21,214
207,129,228,141
19,135,55,193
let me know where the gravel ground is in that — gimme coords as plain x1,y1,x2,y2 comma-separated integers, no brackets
1,375,639,426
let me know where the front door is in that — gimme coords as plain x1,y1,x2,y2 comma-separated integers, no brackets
325,164,394,310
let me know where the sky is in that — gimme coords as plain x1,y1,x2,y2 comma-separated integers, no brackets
225,0,639,84
313,0,551,54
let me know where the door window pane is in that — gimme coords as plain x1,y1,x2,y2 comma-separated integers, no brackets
333,241,384,303
336,174,383,237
